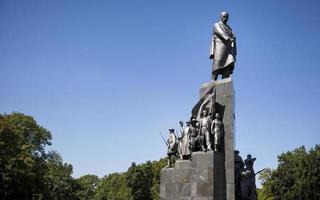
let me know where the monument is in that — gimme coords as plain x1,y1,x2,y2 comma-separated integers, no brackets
160,11,258,200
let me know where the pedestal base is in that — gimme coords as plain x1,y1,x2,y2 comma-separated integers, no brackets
160,151,225,200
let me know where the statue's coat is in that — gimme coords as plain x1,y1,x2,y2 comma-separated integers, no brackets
211,21,237,75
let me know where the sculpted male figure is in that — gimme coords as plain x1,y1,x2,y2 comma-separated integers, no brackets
189,119,206,152
166,128,177,168
211,113,224,152
241,154,257,200
234,150,245,200
178,121,191,159
199,110,212,151
210,11,237,80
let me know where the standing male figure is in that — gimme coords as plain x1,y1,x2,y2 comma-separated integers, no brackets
178,121,192,159
234,150,245,200
199,110,212,151
241,154,257,200
210,11,237,80
211,113,224,152
189,118,206,152
166,128,177,168
189,119,198,152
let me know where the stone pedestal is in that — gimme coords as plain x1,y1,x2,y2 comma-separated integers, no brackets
160,78,235,200
160,151,224,200
200,78,235,200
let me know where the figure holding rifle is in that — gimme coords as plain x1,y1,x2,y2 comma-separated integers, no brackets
160,129,177,168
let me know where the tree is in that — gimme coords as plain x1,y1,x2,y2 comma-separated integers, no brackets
259,145,320,200
257,168,273,200
0,112,192,199
0,112,80,200
126,162,146,200
76,174,99,200
45,151,79,200
95,173,131,200
127,161,154,200
0,112,52,200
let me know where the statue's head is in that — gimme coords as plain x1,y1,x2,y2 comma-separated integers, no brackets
245,154,256,167
234,150,240,155
169,128,174,133
220,11,229,24
186,121,190,126
215,113,221,119
190,118,198,127
202,109,208,117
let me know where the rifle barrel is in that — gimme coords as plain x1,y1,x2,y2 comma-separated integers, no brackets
160,132,168,145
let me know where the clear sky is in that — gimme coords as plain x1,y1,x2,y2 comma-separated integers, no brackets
1,0,320,186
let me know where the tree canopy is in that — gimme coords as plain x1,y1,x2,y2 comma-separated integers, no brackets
0,112,168,200
259,145,320,200
0,112,52,199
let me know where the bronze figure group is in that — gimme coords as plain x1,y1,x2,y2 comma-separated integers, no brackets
165,109,224,166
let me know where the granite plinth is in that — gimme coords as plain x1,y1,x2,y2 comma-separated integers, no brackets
160,151,225,200
200,78,235,200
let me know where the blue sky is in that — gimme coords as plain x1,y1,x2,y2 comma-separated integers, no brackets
1,0,320,186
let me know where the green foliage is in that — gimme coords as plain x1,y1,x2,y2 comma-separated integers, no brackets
0,112,52,199
95,173,131,200
257,168,273,200
94,159,167,200
259,145,320,200
0,112,79,200
45,151,79,200
0,112,168,200
76,174,99,200
127,161,153,200
150,158,167,200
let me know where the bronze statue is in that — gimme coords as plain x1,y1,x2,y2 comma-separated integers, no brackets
189,118,206,152
189,119,198,152
166,128,177,168
234,150,245,200
241,154,257,200
210,11,237,80
199,110,212,151
211,113,224,152
178,121,192,159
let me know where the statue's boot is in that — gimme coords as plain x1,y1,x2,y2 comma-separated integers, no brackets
201,145,207,152
165,158,172,168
